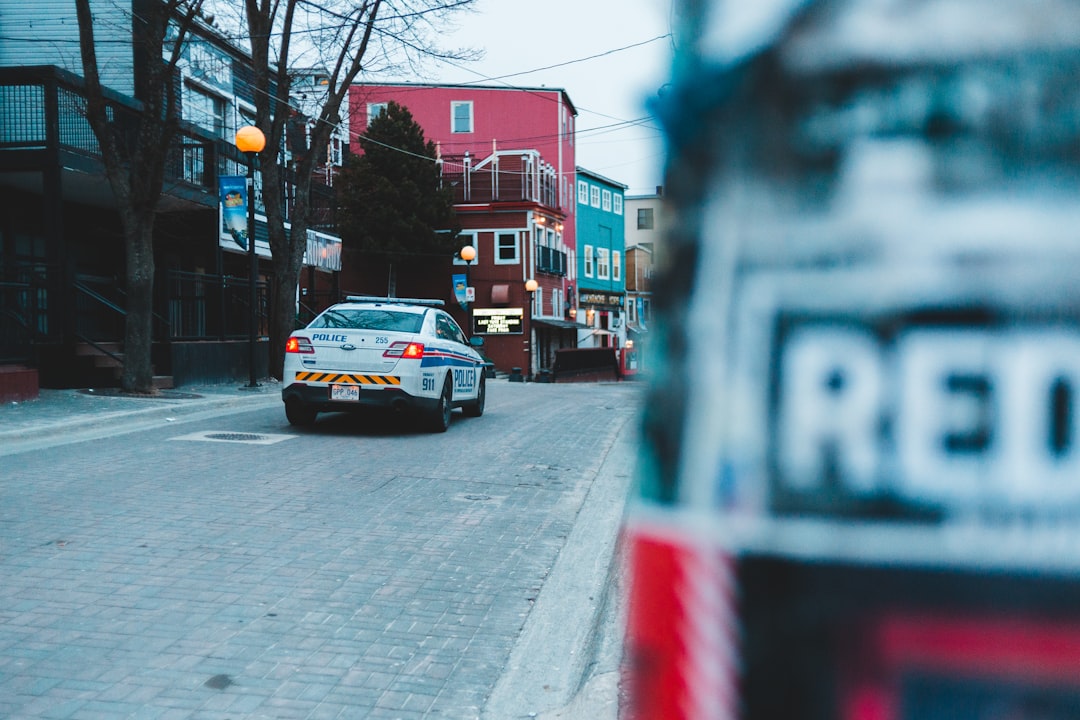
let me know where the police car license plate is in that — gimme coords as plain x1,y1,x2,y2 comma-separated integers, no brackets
330,384,359,402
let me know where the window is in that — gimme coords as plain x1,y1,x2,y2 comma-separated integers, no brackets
614,194,623,215
597,248,610,280
590,186,601,208
578,181,588,204
182,84,225,185
367,102,387,127
584,245,594,277
637,207,655,230
496,232,518,263
602,190,612,212
453,234,477,264
436,313,467,345
311,309,423,333
184,84,225,137
535,287,543,317
613,251,622,282
452,101,473,133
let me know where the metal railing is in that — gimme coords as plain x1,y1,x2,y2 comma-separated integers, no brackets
167,270,267,341
537,246,567,276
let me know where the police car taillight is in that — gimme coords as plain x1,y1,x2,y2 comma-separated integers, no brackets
384,341,424,359
285,336,314,354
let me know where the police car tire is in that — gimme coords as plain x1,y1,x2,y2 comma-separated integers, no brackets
285,399,317,426
462,374,485,417
427,376,452,433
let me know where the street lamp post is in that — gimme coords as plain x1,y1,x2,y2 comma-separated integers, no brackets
459,244,476,334
525,278,538,381
235,125,266,389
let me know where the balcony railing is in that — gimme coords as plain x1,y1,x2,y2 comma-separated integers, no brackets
537,246,567,276
440,149,562,212
1,65,337,225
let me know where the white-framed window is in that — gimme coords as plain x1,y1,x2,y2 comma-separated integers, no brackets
590,186,601,208
602,189,612,212
613,251,621,282
584,244,594,277
535,287,544,317
184,83,226,137
496,232,519,264
597,248,610,280
183,83,225,185
553,287,561,318
578,181,589,205
453,233,477,264
451,101,473,133
367,102,387,127
613,194,623,215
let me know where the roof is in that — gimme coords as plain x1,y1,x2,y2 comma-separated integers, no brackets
575,167,629,189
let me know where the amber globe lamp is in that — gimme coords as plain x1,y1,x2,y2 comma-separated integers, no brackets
235,125,266,154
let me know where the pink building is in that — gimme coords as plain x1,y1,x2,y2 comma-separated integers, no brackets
348,83,583,377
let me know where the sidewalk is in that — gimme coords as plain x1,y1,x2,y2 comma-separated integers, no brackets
0,381,283,454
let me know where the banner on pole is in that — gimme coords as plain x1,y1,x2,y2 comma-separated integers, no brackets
219,175,248,250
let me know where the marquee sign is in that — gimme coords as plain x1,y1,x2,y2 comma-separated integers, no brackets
473,308,524,335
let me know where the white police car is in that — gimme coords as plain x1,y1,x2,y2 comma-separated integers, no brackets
282,296,486,432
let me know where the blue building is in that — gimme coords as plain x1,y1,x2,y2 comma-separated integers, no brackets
574,168,627,349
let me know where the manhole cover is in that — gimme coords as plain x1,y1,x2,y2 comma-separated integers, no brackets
206,432,266,442
169,430,296,445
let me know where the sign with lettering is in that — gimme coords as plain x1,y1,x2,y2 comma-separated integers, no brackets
579,291,623,307
473,308,523,335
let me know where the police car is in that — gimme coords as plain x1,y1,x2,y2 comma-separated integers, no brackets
281,296,486,432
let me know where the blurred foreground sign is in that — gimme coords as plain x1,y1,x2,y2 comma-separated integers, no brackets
622,1,1080,719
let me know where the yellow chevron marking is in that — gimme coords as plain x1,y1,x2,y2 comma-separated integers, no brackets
295,371,400,386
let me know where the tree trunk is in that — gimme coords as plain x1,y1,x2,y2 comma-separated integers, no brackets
122,215,157,392
268,232,307,379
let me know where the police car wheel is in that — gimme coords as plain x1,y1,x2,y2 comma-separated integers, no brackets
427,376,452,433
285,398,317,426
462,374,485,418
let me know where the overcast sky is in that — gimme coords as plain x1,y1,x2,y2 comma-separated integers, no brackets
393,0,675,196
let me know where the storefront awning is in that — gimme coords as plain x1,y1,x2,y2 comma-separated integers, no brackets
533,318,590,330
627,323,648,334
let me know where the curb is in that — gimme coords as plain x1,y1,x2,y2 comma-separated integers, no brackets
482,412,636,720
0,387,282,455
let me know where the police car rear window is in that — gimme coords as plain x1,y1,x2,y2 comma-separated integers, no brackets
310,309,424,333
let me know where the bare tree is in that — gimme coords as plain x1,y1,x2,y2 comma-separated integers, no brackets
238,0,478,379
75,0,202,394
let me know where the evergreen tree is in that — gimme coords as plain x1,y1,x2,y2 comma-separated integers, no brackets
337,102,461,261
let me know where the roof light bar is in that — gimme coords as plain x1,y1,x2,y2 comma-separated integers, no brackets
344,295,445,308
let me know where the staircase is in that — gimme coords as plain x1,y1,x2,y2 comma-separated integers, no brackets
75,342,174,389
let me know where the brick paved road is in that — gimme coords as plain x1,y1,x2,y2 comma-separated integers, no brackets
0,381,640,719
